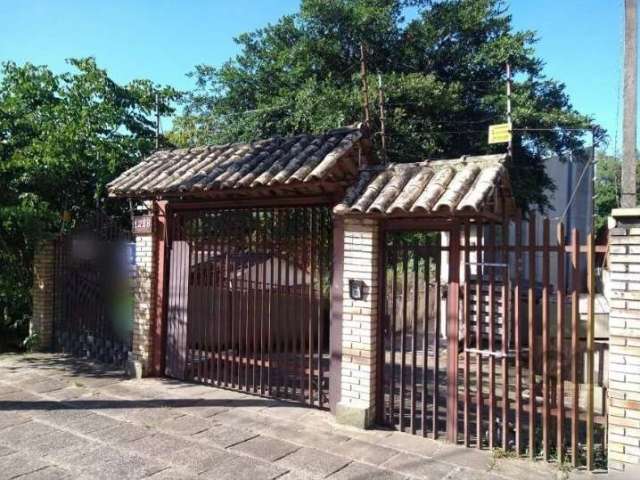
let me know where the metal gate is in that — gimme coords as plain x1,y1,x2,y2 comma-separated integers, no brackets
165,206,332,408
381,232,446,437
381,215,606,470
53,212,133,365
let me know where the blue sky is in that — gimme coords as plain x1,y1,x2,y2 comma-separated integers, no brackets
0,0,625,151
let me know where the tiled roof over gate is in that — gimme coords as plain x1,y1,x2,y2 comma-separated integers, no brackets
107,127,363,198
334,154,511,216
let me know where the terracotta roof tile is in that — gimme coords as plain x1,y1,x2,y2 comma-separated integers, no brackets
107,127,362,197
334,154,510,216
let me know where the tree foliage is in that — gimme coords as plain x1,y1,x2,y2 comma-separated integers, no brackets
0,58,178,349
170,0,603,212
594,151,640,234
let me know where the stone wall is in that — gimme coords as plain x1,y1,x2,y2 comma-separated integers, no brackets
607,208,640,474
31,239,55,350
336,217,379,428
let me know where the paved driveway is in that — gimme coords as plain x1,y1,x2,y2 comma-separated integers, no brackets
0,353,601,479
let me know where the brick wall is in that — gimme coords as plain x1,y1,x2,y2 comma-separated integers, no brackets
607,209,640,474
31,239,55,350
336,217,379,428
131,228,156,375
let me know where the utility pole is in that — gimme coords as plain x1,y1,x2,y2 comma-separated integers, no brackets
359,43,371,126
377,73,387,164
623,0,637,207
506,62,513,159
155,93,160,150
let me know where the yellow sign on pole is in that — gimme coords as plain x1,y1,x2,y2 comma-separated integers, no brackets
488,123,511,144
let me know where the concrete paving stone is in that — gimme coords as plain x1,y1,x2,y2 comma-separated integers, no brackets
192,423,258,448
123,405,184,426
21,428,88,457
64,445,167,480
99,382,142,399
126,432,194,457
45,386,88,401
489,458,559,480
0,411,32,430
146,467,199,480
263,404,317,421
377,432,444,458
435,444,492,471
276,447,351,479
13,465,75,480
209,409,277,433
0,383,20,395
0,389,42,402
162,443,236,474
326,462,409,480
0,451,51,479
230,434,300,461
0,445,15,457
265,424,351,451
24,378,68,393
32,405,93,423
11,374,49,387
380,453,456,479
200,453,288,480
0,420,61,448
454,466,523,480
63,411,122,434
176,401,230,418
93,422,154,444
326,438,400,466
277,471,315,480
157,413,212,436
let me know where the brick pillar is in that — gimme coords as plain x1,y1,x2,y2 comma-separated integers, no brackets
129,215,156,377
607,208,640,474
31,239,55,350
336,218,379,428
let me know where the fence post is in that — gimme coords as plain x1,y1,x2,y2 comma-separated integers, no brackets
607,208,640,474
30,239,56,351
335,217,380,428
129,212,157,378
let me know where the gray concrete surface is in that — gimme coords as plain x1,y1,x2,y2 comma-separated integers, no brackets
0,353,613,479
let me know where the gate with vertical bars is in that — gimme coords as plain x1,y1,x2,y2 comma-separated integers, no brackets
380,214,606,470
164,205,333,409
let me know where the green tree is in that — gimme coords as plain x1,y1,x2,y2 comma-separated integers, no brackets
0,58,179,350
170,0,602,211
594,151,639,234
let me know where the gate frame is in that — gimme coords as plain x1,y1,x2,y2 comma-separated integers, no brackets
375,217,462,443
145,194,343,408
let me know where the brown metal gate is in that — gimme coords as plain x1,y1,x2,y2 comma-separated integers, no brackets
165,206,332,408
381,215,606,470
381,232,446,437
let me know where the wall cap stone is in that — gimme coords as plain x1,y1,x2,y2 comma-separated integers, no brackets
613,208,640,218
